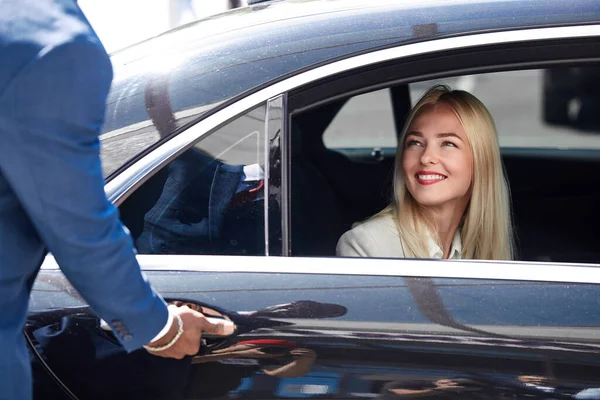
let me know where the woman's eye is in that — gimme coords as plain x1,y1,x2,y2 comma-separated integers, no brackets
406,140,422,147
443,141,457,148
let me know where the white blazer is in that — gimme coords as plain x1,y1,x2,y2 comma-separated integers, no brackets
336,213,462,259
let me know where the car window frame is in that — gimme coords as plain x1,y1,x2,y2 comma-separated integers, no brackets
104,25,600,261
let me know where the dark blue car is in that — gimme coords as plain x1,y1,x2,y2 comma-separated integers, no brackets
28,1,600,399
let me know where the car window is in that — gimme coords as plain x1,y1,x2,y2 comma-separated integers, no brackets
118,104,270,256
291,65,600,264
322,88,397,150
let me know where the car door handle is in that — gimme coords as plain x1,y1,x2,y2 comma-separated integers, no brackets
99,308,236,339
202,317,236,338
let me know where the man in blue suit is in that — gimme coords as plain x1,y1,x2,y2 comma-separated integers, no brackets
0,1,225,398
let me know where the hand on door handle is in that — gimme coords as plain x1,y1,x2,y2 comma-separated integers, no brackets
100,303,236,358
144,305,235,359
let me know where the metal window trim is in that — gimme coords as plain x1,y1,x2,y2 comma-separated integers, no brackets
281,93,291,256
265,94,285,256
263,99,271,256
41,254,600,284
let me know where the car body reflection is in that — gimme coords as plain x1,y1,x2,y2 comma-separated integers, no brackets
27,270,600,399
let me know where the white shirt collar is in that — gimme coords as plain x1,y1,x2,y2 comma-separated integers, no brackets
426,229,462,259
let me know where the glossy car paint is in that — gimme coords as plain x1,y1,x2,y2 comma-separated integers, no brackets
28,265,600,398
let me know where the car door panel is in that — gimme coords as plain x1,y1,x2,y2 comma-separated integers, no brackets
28,260,600,399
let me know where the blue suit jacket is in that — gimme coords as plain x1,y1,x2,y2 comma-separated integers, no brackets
0,1,168,398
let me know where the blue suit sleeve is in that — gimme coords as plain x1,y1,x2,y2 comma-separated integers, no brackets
0,35,168,351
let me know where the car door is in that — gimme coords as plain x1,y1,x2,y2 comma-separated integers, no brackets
29,257,600,399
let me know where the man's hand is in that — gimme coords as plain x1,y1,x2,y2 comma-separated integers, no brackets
145,305,231,359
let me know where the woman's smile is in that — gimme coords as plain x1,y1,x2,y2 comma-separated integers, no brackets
415,170,447,185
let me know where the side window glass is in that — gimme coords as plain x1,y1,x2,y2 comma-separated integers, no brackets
293,66,600,263
119,104,268,256
322,88,397,150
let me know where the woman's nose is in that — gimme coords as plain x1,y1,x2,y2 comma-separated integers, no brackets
420,146,438,165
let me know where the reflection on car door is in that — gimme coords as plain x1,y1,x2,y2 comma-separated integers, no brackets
28,257,600,399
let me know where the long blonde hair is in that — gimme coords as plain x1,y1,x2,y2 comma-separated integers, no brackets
379,85,514,260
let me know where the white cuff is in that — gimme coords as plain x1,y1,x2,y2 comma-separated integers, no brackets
149,304,176,343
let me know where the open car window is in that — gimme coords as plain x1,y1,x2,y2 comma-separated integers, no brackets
290,65,600,264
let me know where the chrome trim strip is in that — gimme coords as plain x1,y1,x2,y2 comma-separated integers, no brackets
265,94,285,256
263,100,271,256
106,25,600,204
41,254,600,284
281,93,290,256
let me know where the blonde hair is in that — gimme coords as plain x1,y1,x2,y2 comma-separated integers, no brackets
379,85,514,260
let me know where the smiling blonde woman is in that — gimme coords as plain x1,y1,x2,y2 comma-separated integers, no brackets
336,85,514,260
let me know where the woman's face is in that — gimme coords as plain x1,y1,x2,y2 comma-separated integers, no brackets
402,103,473,211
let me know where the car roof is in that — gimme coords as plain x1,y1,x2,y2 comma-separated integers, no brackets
111,0,600,58
101,0,600,169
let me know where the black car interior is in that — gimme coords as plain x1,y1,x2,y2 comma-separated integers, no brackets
290,89,404,256
290,74,600,263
